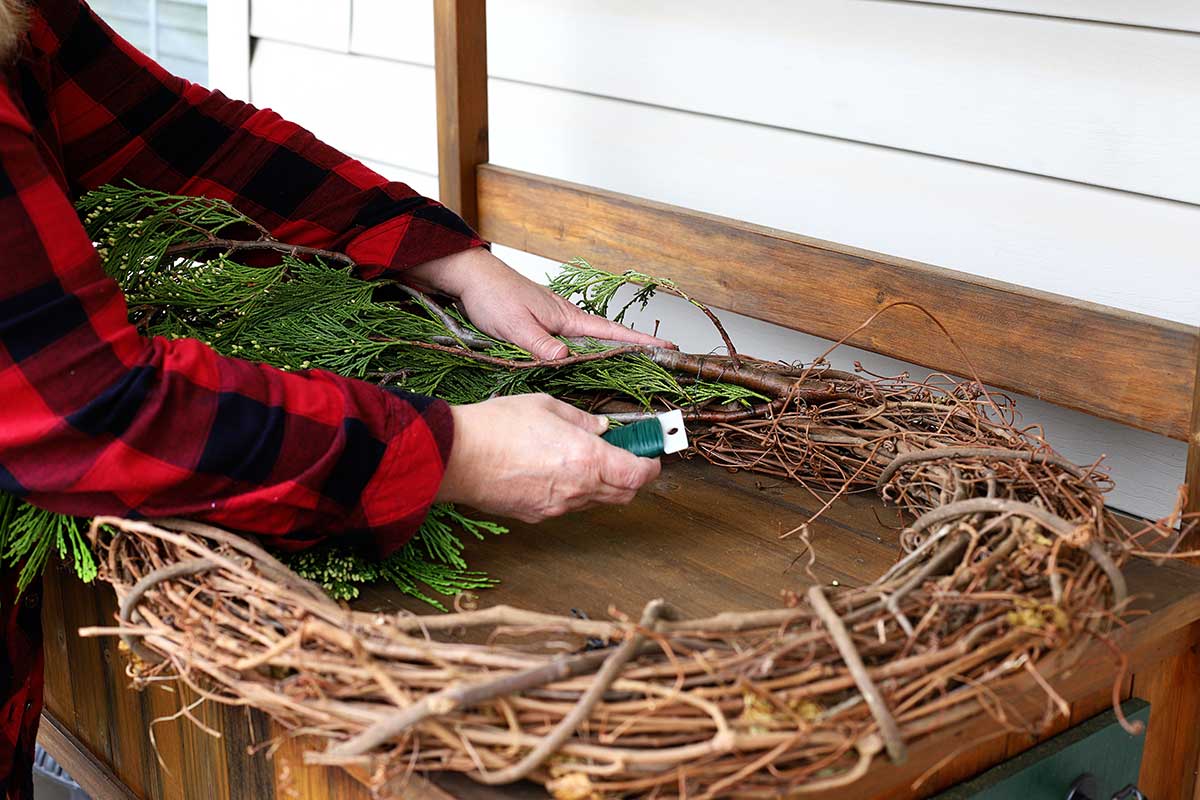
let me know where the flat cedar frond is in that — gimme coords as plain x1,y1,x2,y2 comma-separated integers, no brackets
549,257,664,323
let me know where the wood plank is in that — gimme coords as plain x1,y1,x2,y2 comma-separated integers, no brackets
1187,330,1200,519
477,165,1198,440
39,564,74,723
55,567,117,771
38,711,140,800
141,680,186,800
175,686,234,800
93,588,158,800
273,736,372,800
360,458,907,622
934,700,1151,799
1131,622,1200,798
433,0,488,228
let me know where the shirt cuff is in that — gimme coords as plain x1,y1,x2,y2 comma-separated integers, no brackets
351,388,455,557
345,201,489,283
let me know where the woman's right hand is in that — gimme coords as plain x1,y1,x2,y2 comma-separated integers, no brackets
434,394,662,523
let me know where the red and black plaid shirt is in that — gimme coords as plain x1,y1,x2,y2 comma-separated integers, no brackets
1,2,484,794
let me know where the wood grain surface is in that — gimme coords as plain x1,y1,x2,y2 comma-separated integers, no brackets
1187,331,1200,518
476,165,1199,441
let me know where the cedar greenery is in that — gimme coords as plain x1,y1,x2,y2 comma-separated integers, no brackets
0,183,757,604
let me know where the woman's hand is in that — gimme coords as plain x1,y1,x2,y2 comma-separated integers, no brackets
435,394,661,522
407,247,674,359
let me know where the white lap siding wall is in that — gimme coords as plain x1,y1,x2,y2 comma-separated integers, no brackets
92,0,208,84
208,0,1200,520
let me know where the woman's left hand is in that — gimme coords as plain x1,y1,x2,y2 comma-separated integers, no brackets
406,247,676,360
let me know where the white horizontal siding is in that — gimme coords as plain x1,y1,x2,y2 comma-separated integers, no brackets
906,0,1200,32
350,0,432,64
320,0,1200,204
249,41,1199,326
92,0,207,31
233,2,1198,520
249,0,350,53
249,43,437,174
92,0,208,84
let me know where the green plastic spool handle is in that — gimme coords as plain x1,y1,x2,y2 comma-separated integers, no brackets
602,418,667,458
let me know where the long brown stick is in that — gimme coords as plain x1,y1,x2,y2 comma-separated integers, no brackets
808,586,907,764
163,237,357,267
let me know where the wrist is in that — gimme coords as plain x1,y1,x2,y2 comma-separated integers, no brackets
408,246,493,298
434,404,475,504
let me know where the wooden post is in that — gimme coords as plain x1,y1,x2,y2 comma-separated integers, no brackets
433,0,489,229
1187,328,1200,518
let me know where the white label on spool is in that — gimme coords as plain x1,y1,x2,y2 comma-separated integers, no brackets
657,409,689,454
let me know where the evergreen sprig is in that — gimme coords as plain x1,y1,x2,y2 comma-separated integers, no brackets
0,185,759,604
548,257,665,323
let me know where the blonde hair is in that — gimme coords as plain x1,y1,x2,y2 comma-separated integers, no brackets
0,0,29,63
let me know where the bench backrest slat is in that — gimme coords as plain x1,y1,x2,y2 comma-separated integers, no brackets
477,165,1198,443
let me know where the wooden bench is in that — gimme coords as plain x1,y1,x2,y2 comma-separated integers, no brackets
39,1,1200,798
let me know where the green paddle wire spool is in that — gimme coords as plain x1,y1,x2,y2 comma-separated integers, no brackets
602,410,689,458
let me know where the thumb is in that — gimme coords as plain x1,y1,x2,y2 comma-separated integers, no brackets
525,330,569,360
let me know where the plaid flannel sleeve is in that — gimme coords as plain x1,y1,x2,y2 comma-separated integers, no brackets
1,84,452,556
40,0,486,280
0,570,42,800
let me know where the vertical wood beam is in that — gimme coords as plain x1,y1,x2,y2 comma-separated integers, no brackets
433,0,489,229
1133,624,1200,799
1188,329,1200,519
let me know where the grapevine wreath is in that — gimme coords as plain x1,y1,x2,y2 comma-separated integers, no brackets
7,186,1196,798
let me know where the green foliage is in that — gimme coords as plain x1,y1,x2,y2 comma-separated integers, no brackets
2,185,760,605
0,495,95,594
548,257,665,323
281,504,504,609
